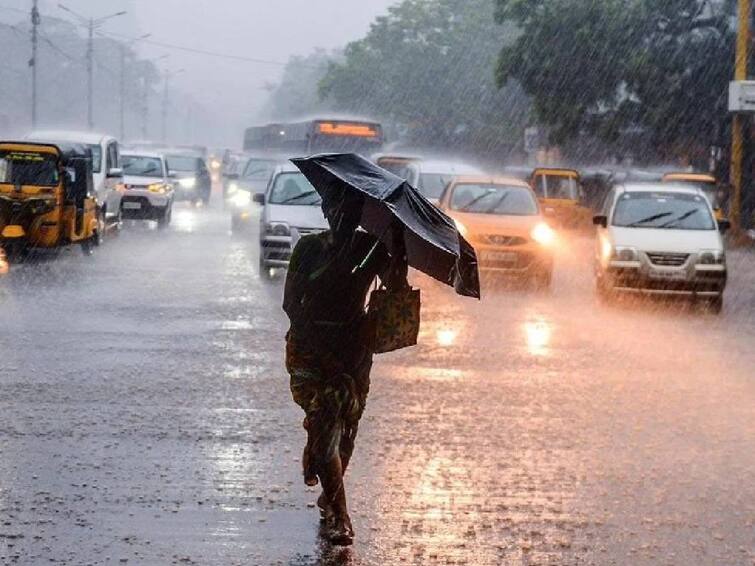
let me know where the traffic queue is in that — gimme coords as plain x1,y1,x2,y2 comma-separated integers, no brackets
221,117,730,314
0,131,215,269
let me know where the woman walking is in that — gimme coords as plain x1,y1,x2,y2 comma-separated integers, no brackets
283,189,408,545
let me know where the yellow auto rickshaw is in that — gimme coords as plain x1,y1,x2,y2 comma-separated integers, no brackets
0,141,101,259
530,168,593,230
662,172,726,221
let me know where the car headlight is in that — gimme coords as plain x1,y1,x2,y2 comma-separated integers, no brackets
227,182,239,195
231,190,251,207
265,222,290,237
611,246,639,262
178,177,197,189
531,222,556,246
148,183,166,194
697,250,725,265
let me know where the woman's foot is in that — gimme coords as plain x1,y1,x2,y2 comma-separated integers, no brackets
326,513,354,546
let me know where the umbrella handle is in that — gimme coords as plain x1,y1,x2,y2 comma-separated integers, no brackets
352,225,391,274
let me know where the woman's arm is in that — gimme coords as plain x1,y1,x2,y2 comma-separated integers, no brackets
382,222,409,290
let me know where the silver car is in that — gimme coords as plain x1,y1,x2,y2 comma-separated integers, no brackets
254,164,327,279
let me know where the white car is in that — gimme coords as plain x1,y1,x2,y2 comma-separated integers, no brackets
254,164,327,279
120,152,175,228
375,154,484,204
593,183,729,312
26,130,124,228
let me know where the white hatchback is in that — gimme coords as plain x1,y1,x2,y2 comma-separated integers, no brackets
593,183,729,312
254,164,327,279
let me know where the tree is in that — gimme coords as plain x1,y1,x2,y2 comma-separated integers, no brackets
259,49,339,121
319,0,529,160
495,0,734,161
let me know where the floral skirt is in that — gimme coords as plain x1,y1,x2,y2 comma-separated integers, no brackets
286,337,372,480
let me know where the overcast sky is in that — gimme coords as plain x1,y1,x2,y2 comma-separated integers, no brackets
2,0,398,144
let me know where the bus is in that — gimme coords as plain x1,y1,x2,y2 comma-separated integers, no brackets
243,118,385,156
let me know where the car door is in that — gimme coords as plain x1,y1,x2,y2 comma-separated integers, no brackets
104,140,123,219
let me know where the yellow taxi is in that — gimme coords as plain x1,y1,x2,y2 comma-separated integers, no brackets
531,168,593,230
662,172,725,221
439,176,556,287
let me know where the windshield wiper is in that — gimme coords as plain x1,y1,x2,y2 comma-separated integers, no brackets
625,211,673,227
485,191,509,213
659,208,699,228
458,192,493,212
278,190,319,204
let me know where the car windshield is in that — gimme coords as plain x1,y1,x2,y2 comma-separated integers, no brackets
122,155,163,177
243,159,277,181
0,150,59,186
269,172,321,205
450,184,539,215
379,160,417,182
419,173,455,199
167,155,197,172
612,191,715,230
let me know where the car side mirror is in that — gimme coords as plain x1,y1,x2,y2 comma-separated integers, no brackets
543,206,557,218
718,219,731,233
168,171,177,179
253,193,265,205
593,215,608,228
107,167,123,178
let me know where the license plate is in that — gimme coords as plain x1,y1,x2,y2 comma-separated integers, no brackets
484,251,518,262
649,269,687,281
123,202,141,210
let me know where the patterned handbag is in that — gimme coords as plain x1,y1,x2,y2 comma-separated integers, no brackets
368,285,421,354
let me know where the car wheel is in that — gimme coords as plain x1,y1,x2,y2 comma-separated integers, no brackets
596,277,613,303
157,206,172,230
258,256,274,281
707,296,723,315
94,209,106,247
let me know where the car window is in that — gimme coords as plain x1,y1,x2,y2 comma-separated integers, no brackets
167,155,198,172
450,184,538,215
106,142,119,171
612,191,715,230
87,144,102,173
419,173,454,199
533,174,579,199
243,159,278,182
122,155,164,178
269,172,321,205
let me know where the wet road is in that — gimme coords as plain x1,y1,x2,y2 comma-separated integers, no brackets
1,204,754,565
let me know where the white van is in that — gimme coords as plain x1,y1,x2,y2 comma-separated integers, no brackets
593,183,729,312
27,130,124,229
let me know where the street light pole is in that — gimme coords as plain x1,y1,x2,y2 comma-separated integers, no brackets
730,0,750,234
58,4,126,131
30,0,40,129
119,34,151,141
161,68,184,143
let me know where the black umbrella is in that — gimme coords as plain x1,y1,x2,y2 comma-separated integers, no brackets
290,153,480,298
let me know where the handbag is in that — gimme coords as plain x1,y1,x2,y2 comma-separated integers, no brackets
368,285,421,354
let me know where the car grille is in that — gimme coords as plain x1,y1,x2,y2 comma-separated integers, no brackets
646,252,690,267
125,184,148,190
483,234,527,247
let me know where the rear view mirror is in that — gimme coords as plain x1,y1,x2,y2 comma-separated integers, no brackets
253,193,265,205
593,215,608,228
718,219,731,233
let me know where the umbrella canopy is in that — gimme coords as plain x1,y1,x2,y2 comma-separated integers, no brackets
291,153,480,298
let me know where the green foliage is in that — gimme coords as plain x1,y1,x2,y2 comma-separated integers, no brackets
260,49,339,121
495,0,735,158
319,0,529,158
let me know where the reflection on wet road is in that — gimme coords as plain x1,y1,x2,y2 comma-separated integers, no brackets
1,206,753,565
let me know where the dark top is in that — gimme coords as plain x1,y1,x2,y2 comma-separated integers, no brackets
283,230,400,349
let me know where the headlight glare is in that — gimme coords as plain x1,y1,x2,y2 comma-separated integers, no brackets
231,191,251,207
531,222,556,246
178,177,197,189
